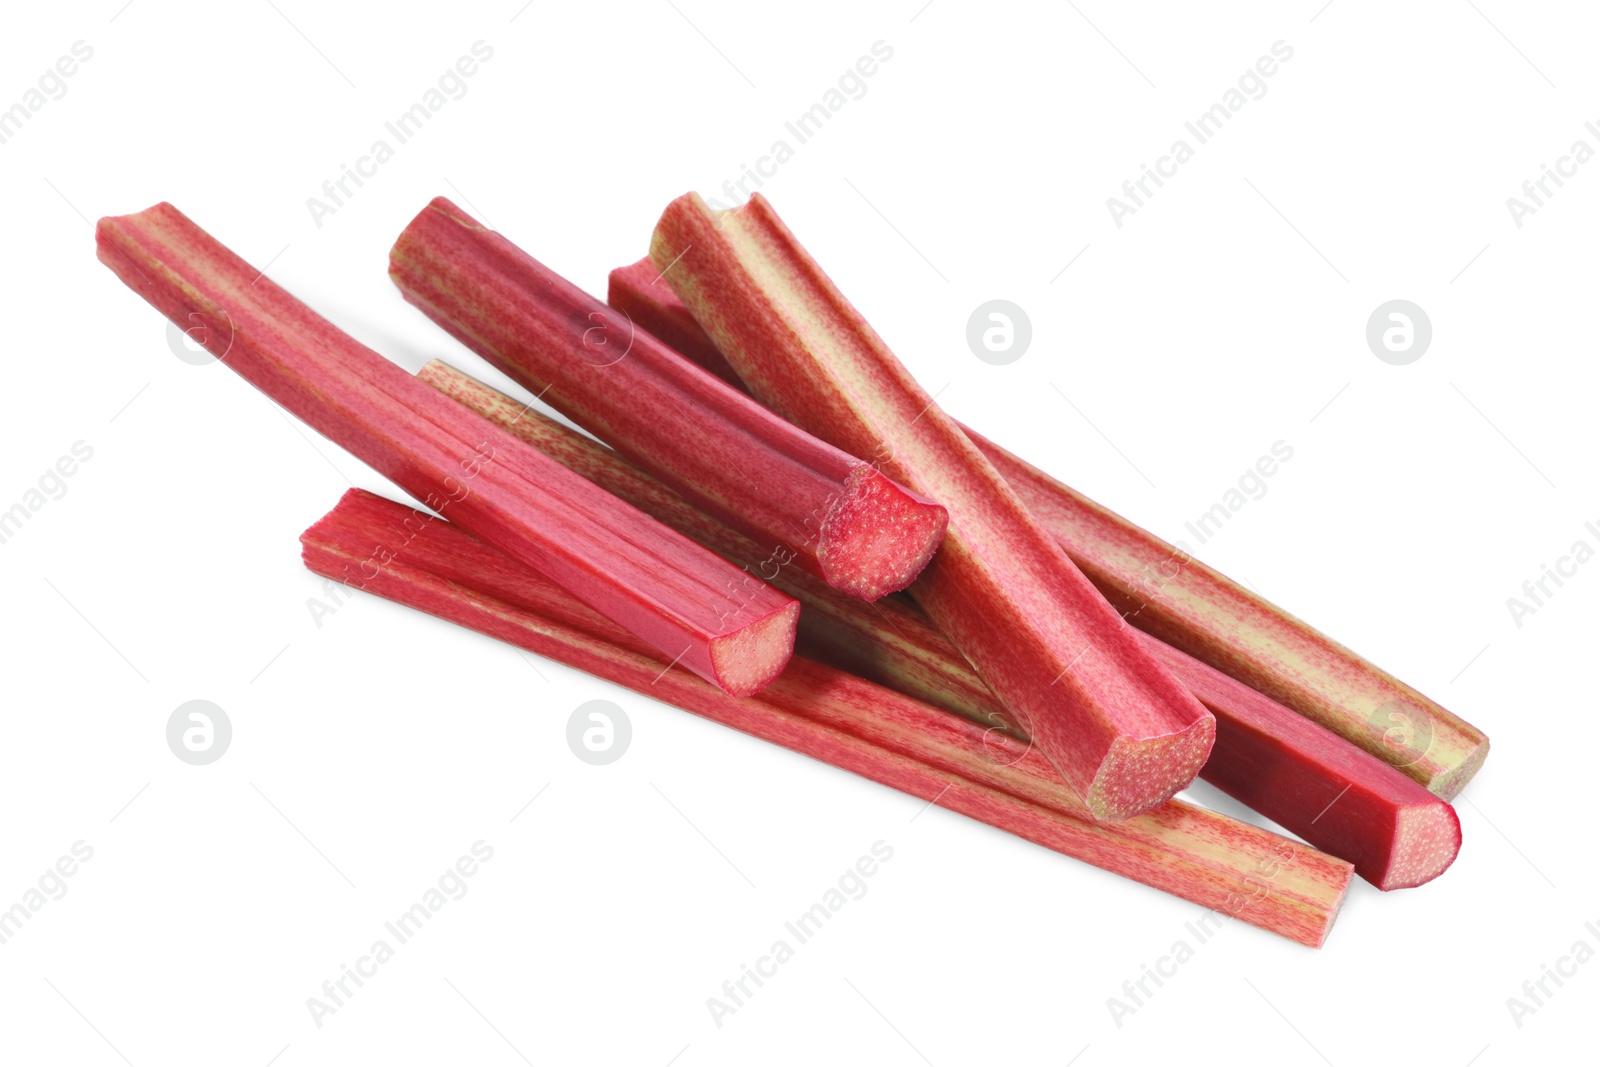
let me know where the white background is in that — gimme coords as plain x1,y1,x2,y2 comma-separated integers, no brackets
2,1,1595,1064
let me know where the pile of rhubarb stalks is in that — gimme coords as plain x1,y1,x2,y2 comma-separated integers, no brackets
97,192,1490,948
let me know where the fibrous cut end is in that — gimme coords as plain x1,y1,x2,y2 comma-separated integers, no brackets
1308,875,1351,949
1382,802,1463,891
708,600,802,697
817,464,948,601
1427,735,1490,802
1088,713,1217,821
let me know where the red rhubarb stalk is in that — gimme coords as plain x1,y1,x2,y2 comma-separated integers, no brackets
650,193,1214,821
388,198,948,602
425,362,1459,889
1147,635,1461,890
609,257,753,383
419,360,1008,728
303,487,1353,946
973,434,1490,799
608,257,1490,798
608,257,748,389
96,202,798,696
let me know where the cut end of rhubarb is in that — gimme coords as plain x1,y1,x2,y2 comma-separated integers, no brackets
816,464,948,600
1309,872,1352,949
708,600,802,697
1427,735,1490,802
1381,801,1463,891
1088,714,1216,821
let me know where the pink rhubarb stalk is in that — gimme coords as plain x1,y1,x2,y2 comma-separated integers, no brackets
650,193,1214,821
608,257,747,389
96,202,798,696
1150,635,1461,890
426,362,1458,889
609,256,1490,798
974,435,1489,799
419,360,1007,728
303,487,1353,946
388,197,948,602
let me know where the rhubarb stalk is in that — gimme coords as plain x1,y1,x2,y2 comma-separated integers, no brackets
96,202,798,696
650,193,1214,821
388,198,948,602
419,359,1009,729
303,487,1353,946
1151,635,1461,890
608,257,747,389
974,435,1490,799
609,256,1490,798
424,362,1459,890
